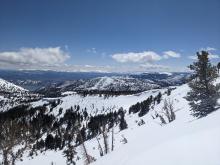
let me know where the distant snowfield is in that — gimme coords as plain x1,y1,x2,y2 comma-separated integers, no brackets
12,83,220,165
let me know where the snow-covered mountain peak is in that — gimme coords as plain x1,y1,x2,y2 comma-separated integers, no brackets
0,78,27,93
76,76,159,91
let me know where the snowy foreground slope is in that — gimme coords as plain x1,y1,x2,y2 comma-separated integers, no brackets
17,83,220,165
94,110,220,165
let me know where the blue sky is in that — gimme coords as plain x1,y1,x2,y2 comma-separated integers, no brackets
0,0,219,72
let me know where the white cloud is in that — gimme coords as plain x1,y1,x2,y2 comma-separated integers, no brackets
0,47,185,73
163,51,181,59
87,48,97,54
112,51,162,63
188,54,219,60
206,47,216,51
188,56,197,60
209,54,219,59
110,50,185,72
200,47,217,51
0,47,70,67
112,50,181,63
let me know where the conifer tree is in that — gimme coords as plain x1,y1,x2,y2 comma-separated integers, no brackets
217,62,220,73
186,51,220,117
119,111,128,131
156,92,162,104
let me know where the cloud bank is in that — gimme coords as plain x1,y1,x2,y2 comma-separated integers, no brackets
163,51,181,59
0,47,185,73
112,51,162,63
0,47,70,67
112,50,181,63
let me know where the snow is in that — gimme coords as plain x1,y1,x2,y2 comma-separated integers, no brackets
32,88,167,117
75,76,159,91
3,82,220,165
93,110,220,165
18,151,65,165
0,78,27,92
0,95,4,100
91,83,220,165
61,91,77,96
89,76,115,90
158,71,173,76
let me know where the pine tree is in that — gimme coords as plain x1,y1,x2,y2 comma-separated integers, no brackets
186,51,220,117
45,134,55,150
156,92,162,104
63,143,76,165
119,111,128,131
217,62,220,73
167,88,172,96
138,97,151,117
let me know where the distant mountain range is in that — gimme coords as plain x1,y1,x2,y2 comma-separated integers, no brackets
0,70,190,94
36,76,161,97
0,70,122,90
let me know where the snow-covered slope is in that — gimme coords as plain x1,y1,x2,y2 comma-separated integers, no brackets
0,78,27,93
37,76,162,97
75,76,159,91
16,82,220,165
92,84,220,165
0,78,40,112
131,72,190,86
36,74,190,97
33,87,166,116
93,110,220,165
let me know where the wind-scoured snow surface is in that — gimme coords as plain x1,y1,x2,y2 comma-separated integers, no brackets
0,78,27,93
15,83,220,165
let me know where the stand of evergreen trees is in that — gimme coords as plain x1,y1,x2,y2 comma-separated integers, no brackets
129,92,162,117
76,90,142,98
